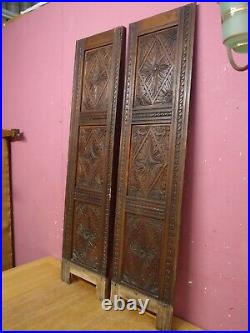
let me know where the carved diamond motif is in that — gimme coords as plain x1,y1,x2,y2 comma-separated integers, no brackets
134,27,177,107
128,125,170,201
72,202,102,271
76,127,106,191
82,45,112,111
122,213,163,296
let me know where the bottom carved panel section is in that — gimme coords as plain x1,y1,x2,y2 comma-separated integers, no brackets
71,201,103,272
121,213,163,297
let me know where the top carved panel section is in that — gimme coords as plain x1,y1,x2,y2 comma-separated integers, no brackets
81,45,112,112
134,27,177,108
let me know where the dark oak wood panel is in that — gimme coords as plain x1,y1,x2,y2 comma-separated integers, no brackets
111,4,196,329
134,26,178,108
62,27,126,297
81,46,112,112
127,125,171,201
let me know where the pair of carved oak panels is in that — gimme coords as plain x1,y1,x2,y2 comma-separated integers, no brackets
62,3,196,330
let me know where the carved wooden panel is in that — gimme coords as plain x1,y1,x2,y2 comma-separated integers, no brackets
76,126,106,192
72,202,102,271
62,27,126,278
122,213,163,297
134,27,177,107
128,125,170,201
82,46,112,112
112,3,196,314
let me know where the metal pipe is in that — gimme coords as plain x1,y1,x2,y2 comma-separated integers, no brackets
20,2,48,14
2,8,17,19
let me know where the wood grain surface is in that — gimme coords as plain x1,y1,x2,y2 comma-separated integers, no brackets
2,257,201,331
62,27,126,286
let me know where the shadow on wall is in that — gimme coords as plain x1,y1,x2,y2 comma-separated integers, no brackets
174,3,200,326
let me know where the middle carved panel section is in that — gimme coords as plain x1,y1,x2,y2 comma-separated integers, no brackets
127,125,171,201
76,126,106,192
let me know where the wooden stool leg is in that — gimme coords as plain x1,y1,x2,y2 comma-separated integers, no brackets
156,303,173,330
61,259,72,284
110,281,118,302
96,276,110,300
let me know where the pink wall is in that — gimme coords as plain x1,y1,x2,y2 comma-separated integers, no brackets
2,2,248,330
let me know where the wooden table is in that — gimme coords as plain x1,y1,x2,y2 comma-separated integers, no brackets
2,257,201,331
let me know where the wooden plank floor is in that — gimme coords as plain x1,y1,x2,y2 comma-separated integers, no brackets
2,257,201,331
